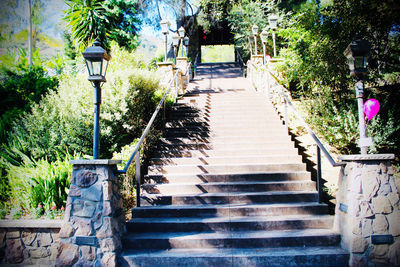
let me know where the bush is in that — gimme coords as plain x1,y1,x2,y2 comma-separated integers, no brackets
5,152,72,213
7,43,162,161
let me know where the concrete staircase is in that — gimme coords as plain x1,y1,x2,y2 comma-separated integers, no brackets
120,64,349,266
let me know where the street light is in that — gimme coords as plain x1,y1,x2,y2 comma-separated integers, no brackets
260,29,269,64
184,36,189,57
248,36,253,56
178,26,185,57
252,24,259,55
82,40,111,159
344,35,371,154
172,33,180,65
268,13,278,57
160,19,170,62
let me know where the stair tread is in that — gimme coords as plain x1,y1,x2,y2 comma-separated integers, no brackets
122,246,348,257
134,202,327,211
142,190,317,197
146,170,311,177
143,180,314,186
124,228,339,240
129,214,333,223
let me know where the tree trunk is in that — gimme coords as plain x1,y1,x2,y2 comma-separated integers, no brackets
28,0,33,70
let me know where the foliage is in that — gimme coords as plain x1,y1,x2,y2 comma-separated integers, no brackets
63,0,141,52
7,42,162,162
5,152,72,212
0,66,59,142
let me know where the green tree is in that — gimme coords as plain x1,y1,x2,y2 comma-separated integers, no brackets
63,0,141,52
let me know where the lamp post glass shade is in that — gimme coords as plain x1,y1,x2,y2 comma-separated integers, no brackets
344,36,371,78
82,40,110,82
183,36,189,46
178,26,185,38
160,19,170,35
260,29,269,44
268,13,278,30
252,24,259,35
172,33,180,47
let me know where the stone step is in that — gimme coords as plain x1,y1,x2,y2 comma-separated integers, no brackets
140,191,319,206
166,117,282,125
142,180,316,194
165,120,283,128
147,163,307,175
122,229,341,250
145,171,311,184
159,136,291,146
163,127,288,136
153,147,298,158
121,247,349,267
150,154,302,166
131,202,329,218
127,214,334,233
168,112,279,120
157,141,294,151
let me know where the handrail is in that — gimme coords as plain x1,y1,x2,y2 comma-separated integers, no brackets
193,52,199,77
118,71,179,174
248,64,345,203
268,72,345,167
235,48,246,77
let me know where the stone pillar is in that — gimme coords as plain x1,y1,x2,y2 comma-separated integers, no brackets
157,62,175,86
335,154,400,266
57,160,125,267
251,55,264,67
176,57,189,94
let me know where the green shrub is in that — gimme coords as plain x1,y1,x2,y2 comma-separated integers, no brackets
8,43,162,161
6,152,73,212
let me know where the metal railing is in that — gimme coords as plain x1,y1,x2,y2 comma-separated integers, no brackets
117,62,192,207
235,49,247,77
193,53,199,78
249,63,345,202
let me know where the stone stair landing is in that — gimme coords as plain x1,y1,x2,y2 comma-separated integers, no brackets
120,63,349,266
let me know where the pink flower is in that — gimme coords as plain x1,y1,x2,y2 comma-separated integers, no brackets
38,204,43,209
60,206,65,211
51,206,57,211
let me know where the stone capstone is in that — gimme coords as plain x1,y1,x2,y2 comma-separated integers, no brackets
5,238,24,263
56,242,79,266
372,195,393,214
76,170,98,188
373,215,389,234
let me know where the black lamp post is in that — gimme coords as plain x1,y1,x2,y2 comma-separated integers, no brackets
252,24,259,55
178,26,185,57
344,35,371,154
172,33,179,65
184,36,189,57
268,13,278,57
161,19,170,62
82,40,110,159
260,29,269,64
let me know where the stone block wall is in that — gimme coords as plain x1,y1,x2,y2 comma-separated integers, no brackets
57,160,125,267
0,220,61,265
336,154,400,266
